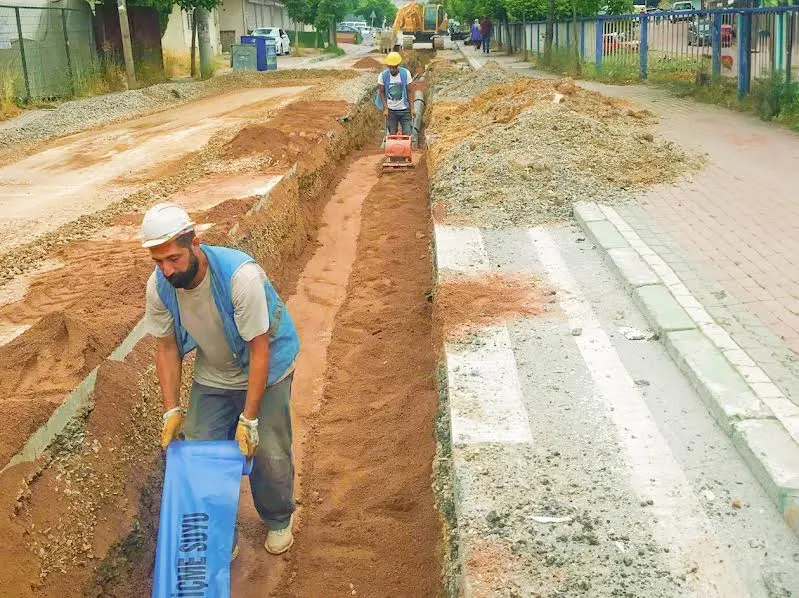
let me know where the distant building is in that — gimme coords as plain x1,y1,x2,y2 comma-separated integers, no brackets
161,5,223,54
161,0,310,55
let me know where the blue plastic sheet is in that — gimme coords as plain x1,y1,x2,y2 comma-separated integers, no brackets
152,441,250,598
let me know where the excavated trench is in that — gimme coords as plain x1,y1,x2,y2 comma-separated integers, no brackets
0,59,444,598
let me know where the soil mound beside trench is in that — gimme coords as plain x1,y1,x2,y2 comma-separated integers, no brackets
426,62,704,227
352,56,385,70
225,100,349,167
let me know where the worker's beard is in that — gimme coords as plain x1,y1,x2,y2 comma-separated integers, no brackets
167,251,200,289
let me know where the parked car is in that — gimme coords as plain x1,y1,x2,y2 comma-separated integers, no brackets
669,1,694,22
688,17,735,46
251,27,291,55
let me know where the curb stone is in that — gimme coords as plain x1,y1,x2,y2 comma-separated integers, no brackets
574,201,799,537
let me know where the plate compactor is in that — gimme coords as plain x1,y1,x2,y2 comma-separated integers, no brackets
383,132,414,169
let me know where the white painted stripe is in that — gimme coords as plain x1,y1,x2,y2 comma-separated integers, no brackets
600,205,799,446
434,225,491,275
527,227,748,598
447,325,533,445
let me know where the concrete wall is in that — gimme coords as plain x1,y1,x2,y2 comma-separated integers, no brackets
162,4,222,54
217,0,313,52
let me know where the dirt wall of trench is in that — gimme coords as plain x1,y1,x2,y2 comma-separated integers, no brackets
0,95,382,598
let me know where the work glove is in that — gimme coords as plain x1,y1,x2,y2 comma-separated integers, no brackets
235,414,259,458
161,406,185,450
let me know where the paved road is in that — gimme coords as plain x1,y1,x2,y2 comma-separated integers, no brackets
438,222,799,596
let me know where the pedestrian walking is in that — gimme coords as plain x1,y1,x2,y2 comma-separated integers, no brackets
480,17,493,54
142,202,300,560
470,18,482,50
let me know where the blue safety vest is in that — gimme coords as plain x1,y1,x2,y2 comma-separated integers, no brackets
155,244,299,387
375,67,410,110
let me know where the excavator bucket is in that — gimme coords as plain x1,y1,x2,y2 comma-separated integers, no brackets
383,134,414,169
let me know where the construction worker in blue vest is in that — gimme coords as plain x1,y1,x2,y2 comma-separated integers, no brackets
141,202,300,560
377,51,415,135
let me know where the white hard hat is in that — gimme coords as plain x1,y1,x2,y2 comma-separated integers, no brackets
140,202,195,248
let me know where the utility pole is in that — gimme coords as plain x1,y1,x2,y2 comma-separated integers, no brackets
197,7,213,78
117,0,137,88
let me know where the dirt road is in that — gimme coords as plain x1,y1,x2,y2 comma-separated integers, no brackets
0,87,307,254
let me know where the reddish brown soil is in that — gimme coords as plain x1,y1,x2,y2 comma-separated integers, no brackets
0,339,164,598
434,274,550,345
351,56,384,70
225,100,349,168
276,159,442,597
0,240,152,465
229,151,384,597
0,94,383,597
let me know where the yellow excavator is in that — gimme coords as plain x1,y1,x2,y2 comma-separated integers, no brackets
393,2,448,43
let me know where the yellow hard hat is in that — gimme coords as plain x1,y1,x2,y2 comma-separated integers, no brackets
385,52,402,66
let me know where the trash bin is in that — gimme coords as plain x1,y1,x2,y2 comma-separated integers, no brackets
240,35,268,71
264,39,278,71
230,43,257,71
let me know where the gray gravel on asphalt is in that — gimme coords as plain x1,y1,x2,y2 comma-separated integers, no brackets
427,62,702,228
464,223,799,597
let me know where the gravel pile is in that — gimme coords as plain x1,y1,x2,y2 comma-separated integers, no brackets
427,64,703,227
432,61,517,102
315,71,376,103
0,81,204,150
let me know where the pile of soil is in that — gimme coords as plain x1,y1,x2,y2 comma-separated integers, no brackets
433,274,550,347
225,100,349,168
0,239,151,465
426,62,704,227
351,56,384,70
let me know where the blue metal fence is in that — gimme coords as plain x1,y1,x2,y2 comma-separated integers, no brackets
494,6,799,97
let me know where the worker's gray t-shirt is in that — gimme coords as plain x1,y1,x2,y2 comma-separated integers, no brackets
144,262,270,390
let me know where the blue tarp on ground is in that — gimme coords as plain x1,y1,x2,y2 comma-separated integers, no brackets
152,441,249,598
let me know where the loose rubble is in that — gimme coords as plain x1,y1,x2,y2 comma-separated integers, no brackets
426,61,704,227
431,60,518,101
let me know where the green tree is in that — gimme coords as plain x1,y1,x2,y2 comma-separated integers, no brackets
356,0,397,27
505,0,545,57
129,0,174,35
473,0,508,49
285,0,315,49
176,0,222,77
445,0,479,22
603,0,633,13
315,0,352,46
